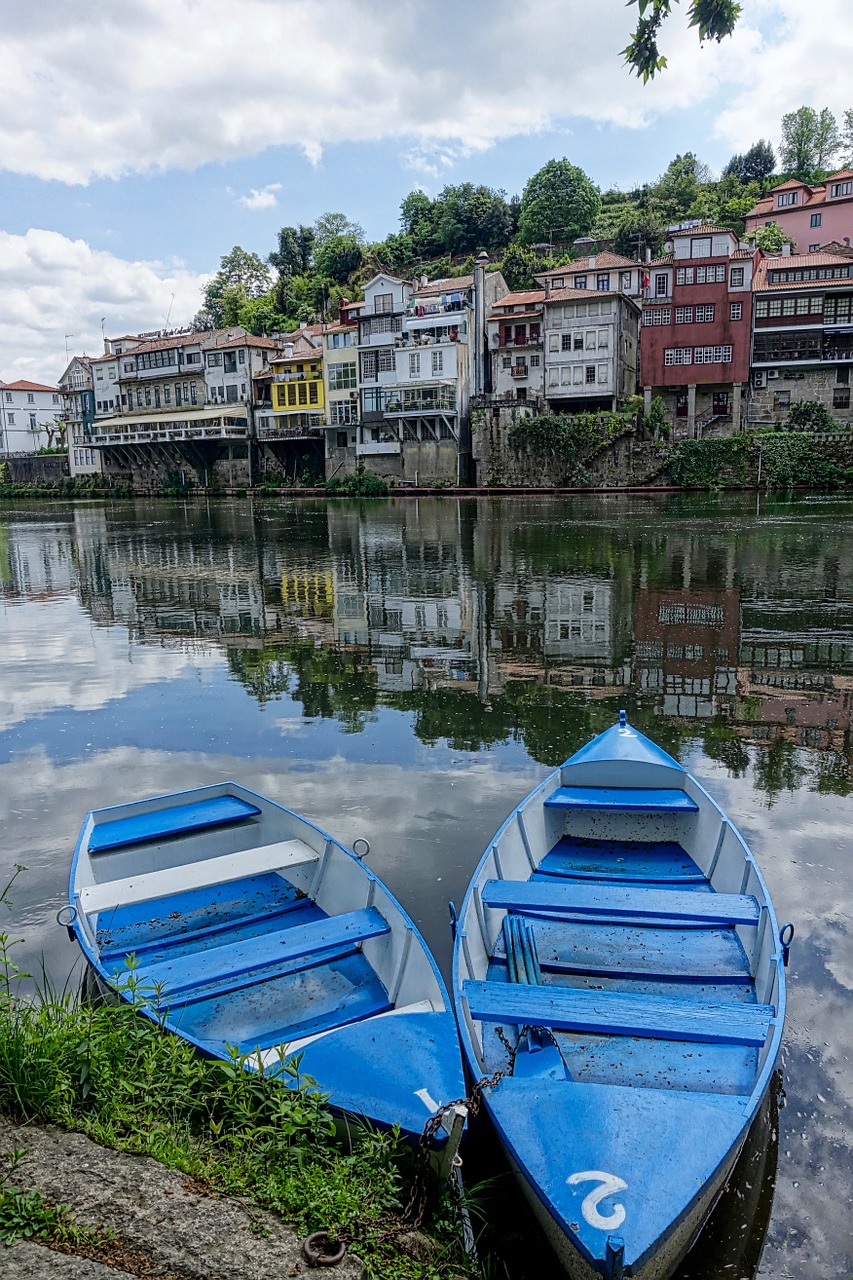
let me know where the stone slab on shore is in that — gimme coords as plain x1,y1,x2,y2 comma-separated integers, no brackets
0,1118,364,1279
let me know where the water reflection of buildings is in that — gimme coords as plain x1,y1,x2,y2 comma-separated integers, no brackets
3,502,850,771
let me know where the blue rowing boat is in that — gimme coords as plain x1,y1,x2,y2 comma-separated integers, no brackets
68,783,466,1154
452,713,790,1279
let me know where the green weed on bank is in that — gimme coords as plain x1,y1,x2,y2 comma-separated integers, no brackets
0,879,473,1278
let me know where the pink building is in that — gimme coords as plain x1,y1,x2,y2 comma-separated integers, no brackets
744,171,853,252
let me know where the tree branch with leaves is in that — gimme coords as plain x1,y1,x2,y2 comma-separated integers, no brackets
623,0,742,81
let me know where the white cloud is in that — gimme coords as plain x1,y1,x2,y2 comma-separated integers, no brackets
0,1,824,187
0,228,208,381
238,183,282,211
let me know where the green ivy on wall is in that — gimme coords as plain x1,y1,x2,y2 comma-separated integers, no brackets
758,432,845,489
666,436,750,488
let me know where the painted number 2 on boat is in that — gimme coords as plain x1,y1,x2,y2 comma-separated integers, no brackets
566,1171,628,1231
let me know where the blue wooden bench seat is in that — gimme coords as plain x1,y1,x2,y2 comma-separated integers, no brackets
544,786,698,813
89,795,261,853
463,980,773,1047
480,879,760,927
536,837,706,884
135,906,390,1005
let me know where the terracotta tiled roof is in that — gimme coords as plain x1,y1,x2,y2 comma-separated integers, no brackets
489,310,542,322
668,224,737,238
129,333,206,356
546,287,640,306
1,379,59,392
645,255,674,267
415,275,474,296
769,179,812,193
827,168,853,182
491,290,546,311
537,251,640,276
744,197,774,218
753,250,853,290
202,332,277,350
323,320,358,334
819,240,853,257
731,248,755,259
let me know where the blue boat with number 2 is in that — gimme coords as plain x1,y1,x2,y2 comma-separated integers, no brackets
452,714,790,1280
67,782,466,1158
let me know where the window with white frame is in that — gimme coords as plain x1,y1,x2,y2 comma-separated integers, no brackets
755,299,768,317
548,368,558,386
373,292,393,313
328,362,357,390
378,348,394,372
560,367,571,386
584,330,596,350
573,333,583,349
730,302,743,320
431,350,443,375
644,308,671,325
655,273,669,296
676,267,694,285
795,297,810,314
696,264,726,284
810,296,823,313
561,333,571,351
768,299,782,316
675,307,693,324
782,298,796,315
597,329,609,347
695,304,715,322
664,348,693,365
502,355,512,369
330,401,357,425
530,353,541,366
693,345,732,363
585,365,596,383
597,364,608,383
572,366,583,385
831,181,853,198
777,191,798,206
409,352,420,378
691,237,712,258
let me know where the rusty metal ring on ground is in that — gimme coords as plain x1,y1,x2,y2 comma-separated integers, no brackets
302,1231,347,1267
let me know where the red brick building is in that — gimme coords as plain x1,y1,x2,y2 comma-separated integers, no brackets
641,225,757,436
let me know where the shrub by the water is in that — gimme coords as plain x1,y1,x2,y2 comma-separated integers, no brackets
325,469,390,497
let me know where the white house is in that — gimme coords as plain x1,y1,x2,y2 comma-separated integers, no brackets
0,380,63,454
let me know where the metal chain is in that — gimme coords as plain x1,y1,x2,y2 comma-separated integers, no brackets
321,1026,530,1258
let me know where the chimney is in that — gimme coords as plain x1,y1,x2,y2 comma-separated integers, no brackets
421,273,428,287
588,255,596,269
645,247,651,263
545,277,551,299
284,343,294,358
781,242,791,257
473,251,490,397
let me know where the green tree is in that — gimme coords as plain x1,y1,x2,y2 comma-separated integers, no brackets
314,234,364,284
780,106,840,180
195,246,272,329
517,159,601,246
269,225,315,279
499,243,543,292
722,140,776,184
612,203,666,259
785,399,837,431
623,0,742,81
314,212,365,246
841,109,853,168
652,152,710,224
753,221,788,252
432,183,516,255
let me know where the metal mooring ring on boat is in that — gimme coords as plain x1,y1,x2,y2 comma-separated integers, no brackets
352,838,370,859
302,1231,347,1267
779,922,795,966
55,905,77,928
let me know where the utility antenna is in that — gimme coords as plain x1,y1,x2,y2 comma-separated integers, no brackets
64,334,75,362
164,294,175,328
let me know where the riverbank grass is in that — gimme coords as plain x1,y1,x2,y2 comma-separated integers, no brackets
0,928,471,1277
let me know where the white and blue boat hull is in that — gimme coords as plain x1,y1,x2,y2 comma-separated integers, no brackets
69,782,465,1151
452,716,788,1278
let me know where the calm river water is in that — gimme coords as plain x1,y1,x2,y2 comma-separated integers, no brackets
0,493,850,1278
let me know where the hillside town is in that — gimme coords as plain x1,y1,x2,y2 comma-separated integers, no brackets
5,166,853,489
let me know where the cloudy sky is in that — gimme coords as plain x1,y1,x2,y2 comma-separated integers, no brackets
2,0,853,382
